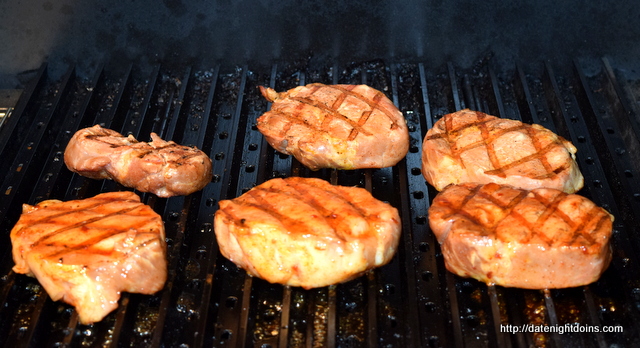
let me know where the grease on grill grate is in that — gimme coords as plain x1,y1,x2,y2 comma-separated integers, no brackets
0,58,640,347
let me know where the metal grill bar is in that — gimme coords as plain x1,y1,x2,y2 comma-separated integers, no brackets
0,68,78,347
0,66,74,224
0,65,47,169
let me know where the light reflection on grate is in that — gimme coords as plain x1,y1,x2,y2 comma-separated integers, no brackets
0,89,21,131
0,107,12,130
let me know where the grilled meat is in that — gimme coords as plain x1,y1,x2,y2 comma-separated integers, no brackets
421,109,584,193
257,83,409,170
10,191,167,324
428,182,613,289
64,124,212,197
214,177,401,289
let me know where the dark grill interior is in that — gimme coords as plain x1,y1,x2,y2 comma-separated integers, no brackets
1,57,640,347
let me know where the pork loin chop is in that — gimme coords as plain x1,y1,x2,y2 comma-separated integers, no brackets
428,182,613,289
64,125,212,197
422,109,584,193
258,83,409,170
214,177,401,289
10,191,167,324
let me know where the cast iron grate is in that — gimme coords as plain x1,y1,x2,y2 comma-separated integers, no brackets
0,58,639,347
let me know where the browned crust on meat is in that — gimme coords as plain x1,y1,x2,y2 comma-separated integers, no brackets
13,194,158,260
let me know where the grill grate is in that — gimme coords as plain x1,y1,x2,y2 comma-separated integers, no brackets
1,58,640,347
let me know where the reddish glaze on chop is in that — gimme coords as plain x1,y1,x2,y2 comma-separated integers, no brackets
422,109,584,193
257,83,409,170
428,182,613,289
10,191,167,324
64,125,212,197
214,177,401,289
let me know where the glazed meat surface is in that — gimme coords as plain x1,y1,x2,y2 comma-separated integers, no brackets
428,183,613,289
64,125,212,197
214,177,401,289
422,109,584,193
257,83,409,170
10,191,167,324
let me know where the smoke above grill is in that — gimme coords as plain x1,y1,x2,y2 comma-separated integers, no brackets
2,0,640,88
1,57,640,347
